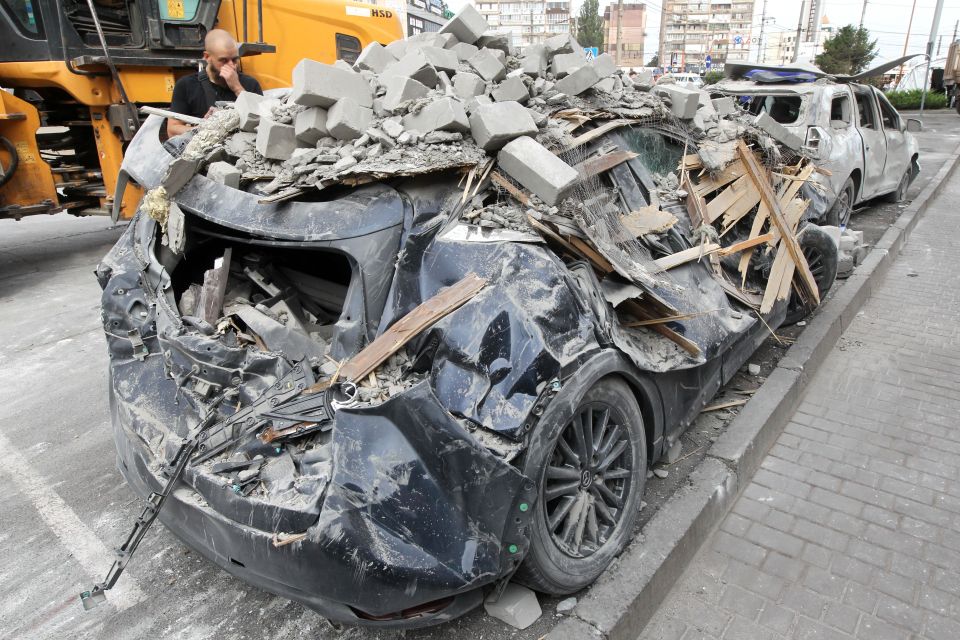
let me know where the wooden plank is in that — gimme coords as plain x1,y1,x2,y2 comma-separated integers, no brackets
575,151,638,181
338,274,488,382
491,171,531,206
705,175,752,224
681,154,703,170
565,119,634,150
620,205,678,237
760,243,795,313
620,300,702,357
568,236,615,273
654,243,721,271
682,172,707,229
737,140,820,306
694,159,746,197
702,399,749,412
717,233,775,257
526,214,590,261
712,271,763,309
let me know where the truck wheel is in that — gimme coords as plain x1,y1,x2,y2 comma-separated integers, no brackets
516,377,646,595
825,178,855,227
785,225,839,325
882,170,910,203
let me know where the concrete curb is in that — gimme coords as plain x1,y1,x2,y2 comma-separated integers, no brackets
546,141,960,640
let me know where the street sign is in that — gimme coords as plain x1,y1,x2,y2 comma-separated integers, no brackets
705,54,712,69
733,35,743,45
583,47,598,60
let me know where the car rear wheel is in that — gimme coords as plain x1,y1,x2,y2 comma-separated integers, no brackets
883,170,910,203
825,177,855,227
785,225,839,325
516,377,646,595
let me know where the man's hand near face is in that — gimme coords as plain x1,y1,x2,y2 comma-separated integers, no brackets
218,61,244,96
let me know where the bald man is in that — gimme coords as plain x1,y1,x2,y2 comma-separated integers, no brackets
167,29,262,136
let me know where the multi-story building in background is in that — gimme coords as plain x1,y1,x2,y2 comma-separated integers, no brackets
758,17,835,66
658,0,755,73
602,3,647,69
378,0,447,36
476,0,573,52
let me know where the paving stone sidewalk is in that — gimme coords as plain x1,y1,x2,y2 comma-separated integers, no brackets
638,178,960,640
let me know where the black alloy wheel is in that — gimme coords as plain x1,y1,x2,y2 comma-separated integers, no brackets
784,225,839,325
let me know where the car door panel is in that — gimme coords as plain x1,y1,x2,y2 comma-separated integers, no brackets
874,87,909,193
853,86,887,200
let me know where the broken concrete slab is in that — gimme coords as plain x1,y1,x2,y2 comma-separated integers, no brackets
353,41,396,74
452,41,479,61
162,157,201,194
555,64,601,96
207,161,241,189
552,52,587,78
468,49,507,83
498,136,579,206
592,52,617,78
256,119,297,160
294,107,328,145
439,3,489,44
754,112,803,151
465,93,493,113
520,45,548,77
383,48,440,88
402,96,470,134
381,75,430,113
381,117,404,139
453,72,487,100
291,59,373,108
419,45,460,74
594,77,617,93
327,97,373,140
469,101,537,151
476,31,512,56
409,31,458,49
544,33,577,57
654,83,700,119
235,91,266,132
491,76,530,103
385,39,408,60
712,97,736,116
484,584,542,630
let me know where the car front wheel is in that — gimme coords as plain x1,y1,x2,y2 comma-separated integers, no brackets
516,377,646,595
826,177,855,227
883,170,910,203
785,225,839,325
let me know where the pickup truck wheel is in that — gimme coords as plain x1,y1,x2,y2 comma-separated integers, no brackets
883,170,910,203
516,377,646,595
826,178,855,227
784,225,839,325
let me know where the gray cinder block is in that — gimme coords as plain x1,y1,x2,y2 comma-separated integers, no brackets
492,76,530,103
544,33,577,57
256,119,297,160
207,161,241,189
327,98,373,140
453,72,487,99
655,84,700,119
419,46,460,74
520,45,548,77
469,101,537,151
234,91,265,132
402,97,469,134
552,52,587,78
291,59,373,108
383,48,440,88
452,42,479,61
476,31,513,56
712,97,737,116
439,4,490,44
385,39,408,60
555,64,601,96
468,49,507,82
593,52,617,78
381,75,430,113
754,112,802,150
294,107,329,145
497,136,579,206
483,584,542,630
353,41,396,74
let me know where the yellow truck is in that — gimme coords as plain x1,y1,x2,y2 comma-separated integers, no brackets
0,0,402,221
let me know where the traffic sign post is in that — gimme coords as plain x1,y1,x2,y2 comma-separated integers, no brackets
583,47,599,60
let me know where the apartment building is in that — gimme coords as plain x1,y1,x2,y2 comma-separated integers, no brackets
603,3,647,69
759,19,835,66
658,0,755,72
476,0,573,52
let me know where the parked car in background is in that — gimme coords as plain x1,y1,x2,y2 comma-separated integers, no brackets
710,63,921,226
657,72,704,89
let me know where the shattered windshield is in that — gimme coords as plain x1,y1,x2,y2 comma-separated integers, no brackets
619,127,686,176
738,94,804,125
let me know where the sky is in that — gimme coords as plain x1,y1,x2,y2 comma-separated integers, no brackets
445,0,960,65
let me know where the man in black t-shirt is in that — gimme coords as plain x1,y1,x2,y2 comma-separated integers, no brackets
167,29,263,137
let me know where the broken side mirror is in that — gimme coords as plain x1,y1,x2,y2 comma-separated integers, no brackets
905,118,922,133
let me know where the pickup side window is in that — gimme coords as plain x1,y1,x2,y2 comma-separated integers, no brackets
855,91,877,129
876,92,902,131
831,94,851,127
740,95,803,125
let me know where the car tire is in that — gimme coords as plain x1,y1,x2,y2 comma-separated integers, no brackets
825,177,855,227
882,170,910,203
784,225,839,325
515,377,647,595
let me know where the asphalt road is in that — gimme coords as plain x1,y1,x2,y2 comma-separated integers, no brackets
0,110,954,640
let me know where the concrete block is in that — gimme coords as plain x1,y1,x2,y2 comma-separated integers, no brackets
492,76,530,103
381,117,404,139
476,31,513,55
353,41,396,74
498,136,579,206
419,46,460,74
381,76,430,113
754,111,802,151
594,77,617,93
294,107,329,145
468,49,507,83
819,225,842,248
710,97,735,118
555,64,601,96
520,45,548,77
409,32,458,49
465,93,493,113
552,52,586,78
333,59,353,72
384,48,439,88
593,52,617,78
453,72,487,99
469,101,537,151
291,59,373,108
490,49,506,65
402,97,470,134
327,98,373,140
655,84,700,119
544,33,576,57
206,161,241,189
256,119,297,160
439,3,489,44
385,39,408,60
484,583,542,630
162,157,201,194
452,42,479,61
234,91,265,132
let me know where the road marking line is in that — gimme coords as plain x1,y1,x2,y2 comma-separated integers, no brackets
0,430,145,612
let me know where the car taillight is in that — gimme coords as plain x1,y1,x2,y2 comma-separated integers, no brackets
804,126,824,157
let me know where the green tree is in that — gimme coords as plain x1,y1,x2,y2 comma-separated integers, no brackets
574,0,603,50
703,69,724,84
814,25,878,75
647,54,659,67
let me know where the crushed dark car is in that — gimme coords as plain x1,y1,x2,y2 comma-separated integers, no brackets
90,18,844,629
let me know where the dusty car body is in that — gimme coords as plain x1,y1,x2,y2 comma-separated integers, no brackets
94,112,811,627
712,78,920,224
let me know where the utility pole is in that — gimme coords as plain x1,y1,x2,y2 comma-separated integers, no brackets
758,0,767,63
919,0,946,119
792,0,808,63
898,0,919,83
615,0,624,66
859,0,868,28
938,35,943,57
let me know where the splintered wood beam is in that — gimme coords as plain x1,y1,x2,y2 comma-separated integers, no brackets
491,171,531,205
694,159,747,197
654,243,722,271
620,205,678,237
568,236,615,273
338,273,487,382
565,120,634,150
526,214,593,263
736,140,820,306
620,299,702,357
682,172,707,229
575,151,639,181
705,175,754,224
718,233,775,257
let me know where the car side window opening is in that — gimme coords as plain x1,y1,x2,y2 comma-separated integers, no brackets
335,33,362,65
740,95,803,125
830,94,852,127
855,91,877,129
876,93,902,131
